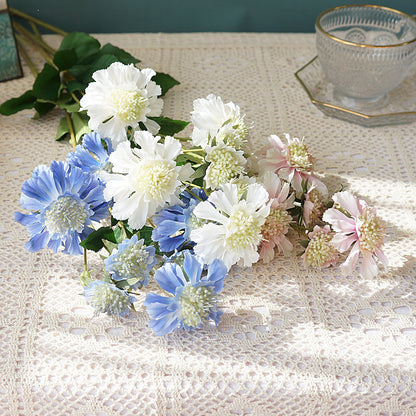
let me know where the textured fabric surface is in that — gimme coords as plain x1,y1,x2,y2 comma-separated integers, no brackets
1,33,416,416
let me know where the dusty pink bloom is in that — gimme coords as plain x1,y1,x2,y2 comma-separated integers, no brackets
302,225,339,268
258,171,295,263
261,133,327,195
303,186,327,228
322,191,387,278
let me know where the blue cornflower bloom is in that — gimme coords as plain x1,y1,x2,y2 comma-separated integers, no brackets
67,131,113,175
152,189,207,253
15,161,109,255
104,234,157,289
83,280,136,316
143,250,227,336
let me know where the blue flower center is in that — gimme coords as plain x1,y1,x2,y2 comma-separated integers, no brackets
179,285,215,327
44,195,88,234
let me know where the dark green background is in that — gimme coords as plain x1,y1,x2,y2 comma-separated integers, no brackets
8,1,416,33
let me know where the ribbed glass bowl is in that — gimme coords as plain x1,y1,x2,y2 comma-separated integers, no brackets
315,5,416,110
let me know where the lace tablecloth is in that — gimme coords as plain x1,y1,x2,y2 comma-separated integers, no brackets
1,33,416,416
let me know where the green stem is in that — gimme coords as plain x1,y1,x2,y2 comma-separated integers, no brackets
13,24,55,67
182,181,204,189
15,37,38,76
83,248,88,272
29,21,41,39
9,7,68,36
13,21,56,56
66,111,77,150
182,147,205,153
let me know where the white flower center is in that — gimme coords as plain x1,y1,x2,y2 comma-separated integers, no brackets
358,208,385,253
91,284,130,315
179,285,215,327
111,89,147,122
44,196,88,234
216,118,248,149
262,207,291,241
305,231,337,268
226,208,262,250
112,243,150,282
288,142,313,172
205,147,245,189
136,159,178,201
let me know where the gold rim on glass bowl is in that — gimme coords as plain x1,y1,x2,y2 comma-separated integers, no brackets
315,4,416,48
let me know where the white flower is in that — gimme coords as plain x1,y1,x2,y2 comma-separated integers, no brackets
190,183,270,270
80,62,163,148
204,143,247,189
190,94,248,149
102,131,193,230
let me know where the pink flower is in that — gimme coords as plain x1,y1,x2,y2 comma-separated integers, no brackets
262,133,327,195
302,186,327,228
322,191,388,278
258,171,295,263
302,225,339,268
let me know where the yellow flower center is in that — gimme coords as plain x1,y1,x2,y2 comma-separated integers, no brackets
136,159,177,201
205,146,245,189
305,231,338,268
358,208,385,253
44,196,88,234
261,207,291,241
288,142,313,172
226,208,262,250
111,89,147,122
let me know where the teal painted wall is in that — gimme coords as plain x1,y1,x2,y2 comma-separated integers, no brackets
9,0,416,33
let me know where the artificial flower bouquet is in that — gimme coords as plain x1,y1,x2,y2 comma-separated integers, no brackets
10,41,388,336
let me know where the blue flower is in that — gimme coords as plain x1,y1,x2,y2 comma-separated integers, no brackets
15,161,109,255
104,234,157,289
67,131,113,175
143,250,227,336
83,280,136,316
152,189,207,253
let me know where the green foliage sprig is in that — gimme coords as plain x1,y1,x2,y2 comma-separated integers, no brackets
1,9,182,148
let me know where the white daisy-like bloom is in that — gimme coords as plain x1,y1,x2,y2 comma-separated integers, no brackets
190,183,270,270
204,143,247,190
190,94,248,149
102,131,193,230
80,62,163,148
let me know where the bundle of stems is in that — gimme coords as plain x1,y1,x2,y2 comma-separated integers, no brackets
9,7,67,77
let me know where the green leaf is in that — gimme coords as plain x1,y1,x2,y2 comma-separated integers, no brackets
139,226,154,247
33,63,60,101
149,116,189,136
71,54,120,84
100,43,140,64
0,90,36,115
53,49,77,71
152,72,180,95
67,80,87,93
80,226,114,252
190,164,207,179
33,101,56,119
71,111,91,142
56,116,70,141
56,92,80,112
59,32,101,61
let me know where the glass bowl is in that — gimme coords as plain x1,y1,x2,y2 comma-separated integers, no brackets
315,5,416,110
